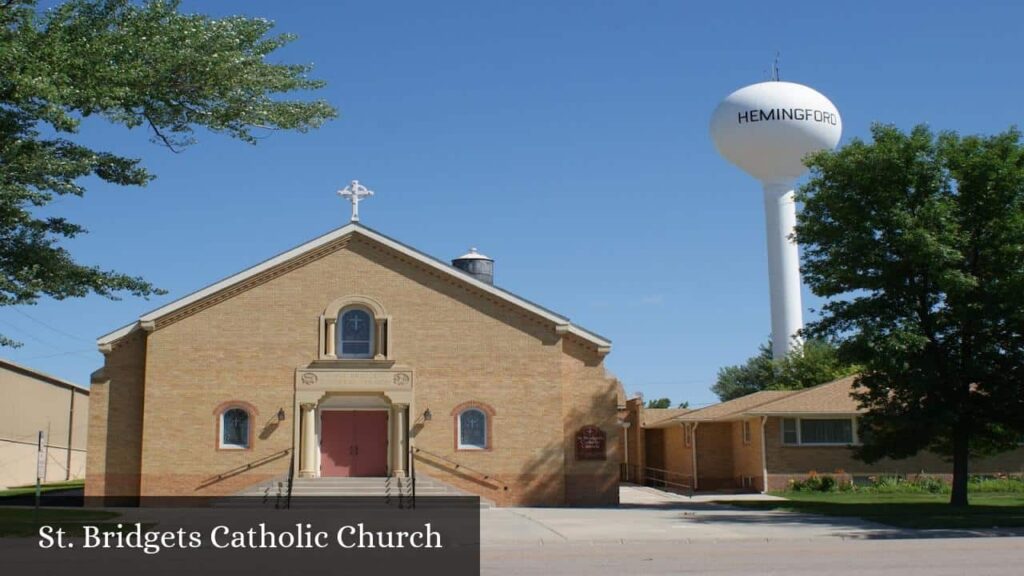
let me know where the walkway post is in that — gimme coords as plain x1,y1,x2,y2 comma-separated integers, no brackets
34,430,44,510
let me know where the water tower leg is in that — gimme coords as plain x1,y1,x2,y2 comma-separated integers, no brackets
763,182,804,360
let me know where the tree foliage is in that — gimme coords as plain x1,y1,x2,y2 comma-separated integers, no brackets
644,398,690,409
645,398,672,409
796,123,1024,506
0,1,336,345
712,339,859,401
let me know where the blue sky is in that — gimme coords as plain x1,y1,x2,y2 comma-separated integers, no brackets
5,0,1023,407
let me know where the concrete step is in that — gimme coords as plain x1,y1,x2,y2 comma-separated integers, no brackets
234,475,488,506
287,488,454,496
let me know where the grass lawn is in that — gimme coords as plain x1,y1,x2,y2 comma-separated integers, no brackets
0,480,84,498
0,508,120,537
722,491,1024,530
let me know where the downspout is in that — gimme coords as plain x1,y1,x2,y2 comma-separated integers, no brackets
691,422,699,492
760,416,769,494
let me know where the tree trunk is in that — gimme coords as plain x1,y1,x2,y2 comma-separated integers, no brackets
949,426,970,507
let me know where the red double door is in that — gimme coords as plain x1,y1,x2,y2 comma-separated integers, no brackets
320,411,389,477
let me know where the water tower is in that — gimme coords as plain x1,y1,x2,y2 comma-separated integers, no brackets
709,80,842,359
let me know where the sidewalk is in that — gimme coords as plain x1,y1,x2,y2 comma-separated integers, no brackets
481,485,908,545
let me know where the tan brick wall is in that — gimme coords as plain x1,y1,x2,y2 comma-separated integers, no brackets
764,416,1024,491
86,331,147,500
633,425,694,492
662,426,694,491
622,398,643,478
560,337,620,506
730,418,764,491
91,235,617,506
694,422,734,490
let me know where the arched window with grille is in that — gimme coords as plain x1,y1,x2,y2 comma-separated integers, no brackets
338,307,374,359
220,407,250,449
458,408,488,450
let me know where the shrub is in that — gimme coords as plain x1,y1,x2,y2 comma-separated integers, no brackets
786,472,1023,495
912,474,948,494
969,475,1024,493
869,475,906,492
791,472,838,492
833,469,854,492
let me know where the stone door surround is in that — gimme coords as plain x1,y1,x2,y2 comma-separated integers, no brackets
294,365,413,478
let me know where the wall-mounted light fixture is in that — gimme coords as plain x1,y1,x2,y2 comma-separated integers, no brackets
423,408,432,422
277,408,286,421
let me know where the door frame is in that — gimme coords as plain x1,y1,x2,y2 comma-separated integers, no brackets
317,407,392,477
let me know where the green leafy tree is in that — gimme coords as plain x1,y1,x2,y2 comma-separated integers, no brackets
712,342,775,401
712,340,858,401
645,398,672,409
0,0,336,345
644,398,689,409
776,338,860,390
797,124,1024,507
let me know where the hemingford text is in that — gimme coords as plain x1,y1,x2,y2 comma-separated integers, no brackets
737,108,838,125
38,522,443,555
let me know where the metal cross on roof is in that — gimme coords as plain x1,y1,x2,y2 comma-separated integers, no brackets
337,180,374,222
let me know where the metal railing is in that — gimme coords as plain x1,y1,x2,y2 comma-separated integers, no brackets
411,446,510,492
409,443,416,508
621,463,694,497
197,448,291,490
286,450,294,508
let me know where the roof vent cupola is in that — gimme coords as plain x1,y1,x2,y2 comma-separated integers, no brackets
452,247,494,285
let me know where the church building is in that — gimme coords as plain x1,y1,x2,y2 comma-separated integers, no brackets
86,206,621,506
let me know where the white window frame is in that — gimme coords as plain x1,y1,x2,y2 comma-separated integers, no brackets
742,420,752,445
683,424,693,447
780,416,859,446
219,407,250,449
338,307,375,359
457,408,488,450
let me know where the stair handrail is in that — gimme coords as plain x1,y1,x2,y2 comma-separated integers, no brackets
403,440,411,504
407,407,417,508
198,448,291,489
285,449,294,508
411,445,510,492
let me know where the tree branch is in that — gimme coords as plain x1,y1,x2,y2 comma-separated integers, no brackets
143,112,182,153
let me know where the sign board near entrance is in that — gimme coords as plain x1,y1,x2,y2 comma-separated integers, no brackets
574,425,606,461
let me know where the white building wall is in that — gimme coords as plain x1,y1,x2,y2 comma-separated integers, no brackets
0,361,88,489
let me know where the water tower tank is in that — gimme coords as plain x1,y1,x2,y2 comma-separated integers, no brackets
710,81,841,185
452,248,494,285
709,80,842,359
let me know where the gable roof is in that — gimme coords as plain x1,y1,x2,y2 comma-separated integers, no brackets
746,375,863,415
97,223,611,349
669,376,865,424
642,407,692,428
675,390,797,423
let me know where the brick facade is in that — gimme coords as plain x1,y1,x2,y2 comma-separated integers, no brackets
86,229,619,506
731,418,764,491
623,380,1024,494
762,416,1024,491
